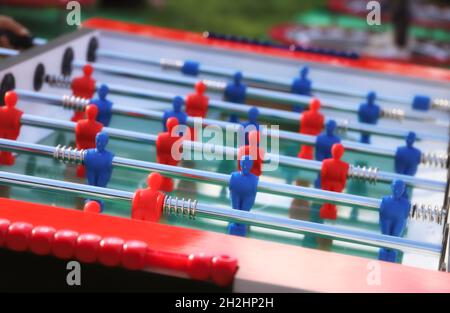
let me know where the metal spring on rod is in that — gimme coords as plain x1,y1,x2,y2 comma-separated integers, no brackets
163,196,197,219
410,203,447,225
61,95,89,111
432,98,450,111
44,75,71,89
53,145,85,164
420,152,448,168
347,164,379,184
160,58,183,70
202,79,227,91
336,119,349,135
380,108,405,120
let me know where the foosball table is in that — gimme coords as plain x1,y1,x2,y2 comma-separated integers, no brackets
0,18,449,292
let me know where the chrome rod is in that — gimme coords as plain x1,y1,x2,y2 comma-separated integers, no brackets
97,49,448,111
72,60,440,124
0,138,381,209
18,89,446,162
0,170,441,255
19,113,447,191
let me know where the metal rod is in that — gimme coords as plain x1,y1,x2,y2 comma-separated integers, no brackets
0,138,381,209
19,113,447,192
97,49,448,111
0,170,441,255
0,47,19,57
72,60,440,124
18,89,446,162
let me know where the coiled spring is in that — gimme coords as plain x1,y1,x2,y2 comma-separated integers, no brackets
347,164,379,184
61,95,90,111
336,119,349,135
420,152,448,168
432,98,450,111
160,58,183,70
202,79,227,92
45,75,71,89
53,145,85,164
163,196,197,219
380,108,405,120
410,203,446,225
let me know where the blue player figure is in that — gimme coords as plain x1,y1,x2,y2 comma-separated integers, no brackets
395,132,421,176
357,91,380,144
162,96,188,131
291,66,312,112
240,107,260,145
228,156,259,237
224,71,247,104
314,120,341,188
378,180,411,262
84,131,114,188
90,84,113,127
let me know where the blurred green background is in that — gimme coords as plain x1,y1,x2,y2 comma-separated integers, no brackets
1,0,325,40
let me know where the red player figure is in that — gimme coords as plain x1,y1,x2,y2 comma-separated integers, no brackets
185,81,209,141
320,143,349,220
237,130,265,176
131,172,166,222
71,64,96,122
0,91,23,165
297,98,324,160
75,105,103,177
156,117,183,192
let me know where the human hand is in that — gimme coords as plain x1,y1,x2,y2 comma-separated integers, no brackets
0,15,30,48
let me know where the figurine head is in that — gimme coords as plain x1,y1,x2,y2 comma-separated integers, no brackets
172,96,184,112
86,105,98,121
233,71,243,85
83,64,94,77
4,91,17,108
240,155,253,175
147,172,162,191
309,98,320,112
166,117,179,133
367,91,376,105
95,131,109,152
406,131,416,148
195,81,206,94
325,120,337,136
248,107,259,123
391,179,406,200
300,66,309,79
98,84,109,100
331,143,345,160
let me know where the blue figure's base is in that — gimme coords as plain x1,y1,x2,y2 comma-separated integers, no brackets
314,175,321,189
378,248,397,263
292,105,303,113
360,134,371,144
227,222,248,237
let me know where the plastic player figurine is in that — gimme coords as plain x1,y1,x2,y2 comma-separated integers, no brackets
71,64,96,122
90,84,113,127
84,132,114,188
75,105,104,177
378,179,411,262
162,96,187,132
357,91,380,144
319,143,349,220
395,132,421,176
224,71,246,103
156,117,183,192
291,66,312,112
228,156,259,236
237,130,264,176
0,91,23,165
298,98,324,160
186,81,209,118
131,172,166,222
315,120,340,162
241,107,259,145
